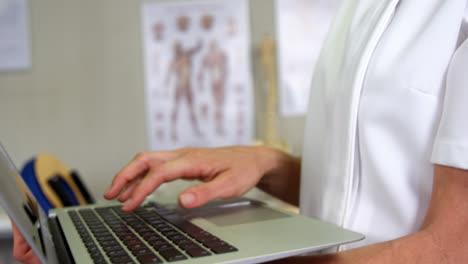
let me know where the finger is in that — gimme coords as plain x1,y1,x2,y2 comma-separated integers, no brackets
104,166,148,200
120,167,170,212
122,155,207,211
11,221,27,251
11,221,41,264
14,247,39,264
23,250,42,264
179,172,239,209
105,155,154,199
118,177,142,202
105,151,181,199
112,168,148,202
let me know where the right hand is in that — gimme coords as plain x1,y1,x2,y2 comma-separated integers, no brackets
104,146,281,211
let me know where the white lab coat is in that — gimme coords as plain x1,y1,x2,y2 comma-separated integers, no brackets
300,0,468,250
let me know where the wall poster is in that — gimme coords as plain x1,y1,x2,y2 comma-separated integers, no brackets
142,0,254,151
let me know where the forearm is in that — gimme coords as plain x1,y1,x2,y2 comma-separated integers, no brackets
256,147,301,206
319,230,447,264
267,230,446,264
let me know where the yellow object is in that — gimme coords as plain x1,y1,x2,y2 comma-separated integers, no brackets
35,153,87,208
257,36,290,153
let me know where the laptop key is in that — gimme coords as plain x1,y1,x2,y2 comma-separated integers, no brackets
161,214,202,234
106,250,128,258
85,241,97,248
123,238,142,245
100,240,119,247
186,247,211,258
174,239,193,246
151,240,169,247
126,242,147,251
119,234,137,240
109,254,133,263
203,240,228,249
97,235,116,242
211,245,238,254
153,223,170,229
159,248,188,262
153,243,174,252
131,247,153,256
158,227,175,234
138,230,156,236
188,230,210,238
92,255,107,264
90,250,104,258
167,234,186,242
147,220,165,226
103,244,123,252
87,245,100,254
137,253,163,264
195,235,219,243
142,234,163,242
179,242,199,251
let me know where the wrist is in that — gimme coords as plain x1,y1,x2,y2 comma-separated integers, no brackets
252,146,292,176
253,146,301,206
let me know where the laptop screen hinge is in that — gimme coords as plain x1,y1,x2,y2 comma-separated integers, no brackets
47,216,75,264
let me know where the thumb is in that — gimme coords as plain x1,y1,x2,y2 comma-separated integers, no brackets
178,173,238,209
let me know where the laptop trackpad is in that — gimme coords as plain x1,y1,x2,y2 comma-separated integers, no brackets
176,198,291,227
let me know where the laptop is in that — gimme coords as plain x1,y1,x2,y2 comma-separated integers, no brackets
0,143,364,264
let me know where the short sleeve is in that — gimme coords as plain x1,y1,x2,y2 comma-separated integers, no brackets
431,38,468,169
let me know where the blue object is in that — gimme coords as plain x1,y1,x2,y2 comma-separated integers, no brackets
48,175,79,206
21,158,54,212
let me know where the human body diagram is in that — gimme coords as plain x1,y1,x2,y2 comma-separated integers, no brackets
198,40,228,136
165,41,203,141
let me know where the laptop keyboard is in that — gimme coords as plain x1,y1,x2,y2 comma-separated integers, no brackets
68,202,237,263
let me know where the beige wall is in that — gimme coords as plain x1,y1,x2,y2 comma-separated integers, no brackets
0,0,306,200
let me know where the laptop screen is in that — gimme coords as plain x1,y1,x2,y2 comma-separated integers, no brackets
0,143,47,264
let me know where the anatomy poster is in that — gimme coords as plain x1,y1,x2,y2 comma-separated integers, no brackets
0,0,30,71
142,0,253,151
276,0,341,116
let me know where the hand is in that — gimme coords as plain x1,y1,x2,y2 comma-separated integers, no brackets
104,146,279,211
11,220,41,264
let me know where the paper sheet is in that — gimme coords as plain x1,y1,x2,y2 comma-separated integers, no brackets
0,0,30,71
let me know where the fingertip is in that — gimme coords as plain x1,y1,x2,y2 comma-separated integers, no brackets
118,191,133,203
179,192,197,208
103,192,112,200
104,186,118,199
105,180,128,200
122,199,135,212
103,188,111,198
180,175,236,209
104,193,116,200
122,195,145,212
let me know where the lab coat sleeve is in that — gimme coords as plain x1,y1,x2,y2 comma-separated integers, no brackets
431,38,468,170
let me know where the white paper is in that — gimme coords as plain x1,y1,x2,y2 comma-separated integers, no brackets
276,0,341,116
142,0,253,151
0,0,30,71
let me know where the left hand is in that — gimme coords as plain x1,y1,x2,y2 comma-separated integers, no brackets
11,220,41,264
